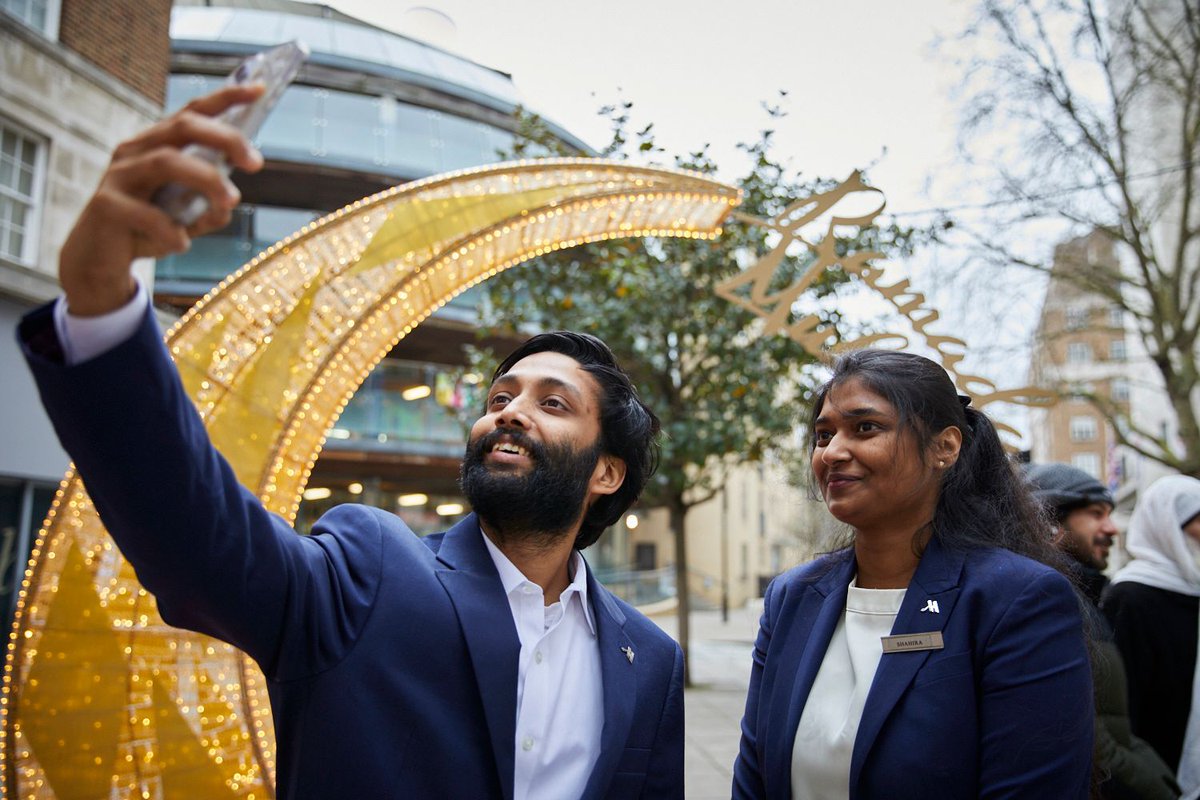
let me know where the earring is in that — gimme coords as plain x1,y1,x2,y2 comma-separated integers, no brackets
938,460,945,468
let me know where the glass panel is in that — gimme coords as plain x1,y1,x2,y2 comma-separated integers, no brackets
278,14,333,52
319,90,379,164
381,34,438,75
330,20,387,63
435,113,487,171
0,156,12,189
169,6,235,40
0,479,22,622
17,164,33,196
469,68,521,106
423,49,473,88
0,214,13,260
337,361,465,453
218,9,284,46
385,104,439,176
1,0,44,33
157,205,319,284
165,75,218,113
259,85,320,155
1,129,15,158
156,235,252,282
483,126,515,161
253,206,317,249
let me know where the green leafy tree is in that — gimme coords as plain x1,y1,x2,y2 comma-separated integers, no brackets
477,100,920,682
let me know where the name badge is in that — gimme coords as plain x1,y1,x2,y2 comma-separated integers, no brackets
881,631,944,654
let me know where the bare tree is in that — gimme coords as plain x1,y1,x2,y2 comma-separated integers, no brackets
953,0,1200,474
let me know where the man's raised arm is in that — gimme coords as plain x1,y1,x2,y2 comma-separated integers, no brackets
59,84,262,320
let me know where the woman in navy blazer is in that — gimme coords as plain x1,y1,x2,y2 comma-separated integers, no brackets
733,350,1093,799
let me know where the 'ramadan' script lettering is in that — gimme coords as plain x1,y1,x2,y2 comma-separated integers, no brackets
716,171,1056,440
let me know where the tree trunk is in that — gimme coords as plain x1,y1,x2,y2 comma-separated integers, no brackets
670,498,692,687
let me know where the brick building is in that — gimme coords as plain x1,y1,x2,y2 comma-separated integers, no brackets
1028,231,1131,487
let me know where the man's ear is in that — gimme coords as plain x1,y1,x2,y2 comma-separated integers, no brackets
933,425,963,469
590,454,626,497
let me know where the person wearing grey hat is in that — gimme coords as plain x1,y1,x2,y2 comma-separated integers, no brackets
1027,463,1180,799
1104,475,1200,799
1025,463,1119,600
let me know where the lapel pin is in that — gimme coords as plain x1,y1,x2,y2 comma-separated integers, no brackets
620,646,635,664
920,599,940,614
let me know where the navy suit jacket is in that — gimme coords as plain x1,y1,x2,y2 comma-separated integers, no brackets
20,303,684,799
733,536,1093,799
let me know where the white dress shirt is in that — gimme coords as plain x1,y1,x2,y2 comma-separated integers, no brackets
53,289,607,799
54,281,149,365
481,533,603,800
792,578,906,800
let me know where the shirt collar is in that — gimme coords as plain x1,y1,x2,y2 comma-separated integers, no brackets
480,526,597,635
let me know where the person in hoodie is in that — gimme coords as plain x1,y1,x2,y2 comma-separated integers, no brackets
1104,474,1200,799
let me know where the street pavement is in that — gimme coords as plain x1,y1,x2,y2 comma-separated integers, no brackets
652,602,763,799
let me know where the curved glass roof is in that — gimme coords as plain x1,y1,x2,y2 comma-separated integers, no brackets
170,4,524,116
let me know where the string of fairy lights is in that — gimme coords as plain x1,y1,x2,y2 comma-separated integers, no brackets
1,158,742,799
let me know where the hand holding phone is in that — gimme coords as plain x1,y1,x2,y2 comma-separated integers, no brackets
153,40,309,226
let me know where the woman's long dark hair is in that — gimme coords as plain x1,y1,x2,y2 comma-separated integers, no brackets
809,349,1099,796
808,349,1068,573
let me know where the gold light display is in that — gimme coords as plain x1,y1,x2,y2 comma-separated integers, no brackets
717,170,1057,437
3,158,742,798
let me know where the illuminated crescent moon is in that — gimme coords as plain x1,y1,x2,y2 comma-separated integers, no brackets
2,159,741,797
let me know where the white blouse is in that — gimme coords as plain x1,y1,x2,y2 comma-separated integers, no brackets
791,578,906,800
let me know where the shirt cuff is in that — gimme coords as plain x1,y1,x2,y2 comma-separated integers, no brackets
54,279,149,366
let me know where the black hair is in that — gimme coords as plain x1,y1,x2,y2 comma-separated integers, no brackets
807,349,1068,572
493,331,661,549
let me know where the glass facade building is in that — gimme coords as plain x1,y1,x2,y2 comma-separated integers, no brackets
160,1,590,537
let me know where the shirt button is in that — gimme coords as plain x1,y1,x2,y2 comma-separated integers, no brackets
522,736,534,751
534,650,543,664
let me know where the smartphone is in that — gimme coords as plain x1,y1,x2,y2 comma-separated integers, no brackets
153,40,309,226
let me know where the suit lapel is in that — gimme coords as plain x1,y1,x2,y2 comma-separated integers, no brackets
433,514,520,800
765,554,856,795
848,536,965,795
580,570,636,800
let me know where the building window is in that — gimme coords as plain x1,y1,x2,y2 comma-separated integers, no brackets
1066,342,1093,364
1069,416,1098,442
1064,305,1089,331
633,543,656,572
1066,382,1095,402
1112,379,1130,402
0,477,55,625
1,0,59,37
0,121,43,265
1108,306,1124,329
1072,453,1101,478
1109,339,1127,361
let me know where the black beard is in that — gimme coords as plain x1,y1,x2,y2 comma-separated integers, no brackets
459,428,602,548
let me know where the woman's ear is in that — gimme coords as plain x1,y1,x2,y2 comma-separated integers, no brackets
933,426,963,469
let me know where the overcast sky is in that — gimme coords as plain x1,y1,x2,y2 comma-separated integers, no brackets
312,0,973,212
300,0,1049,440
